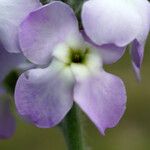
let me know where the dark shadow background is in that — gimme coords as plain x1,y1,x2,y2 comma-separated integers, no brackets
0,36,150,150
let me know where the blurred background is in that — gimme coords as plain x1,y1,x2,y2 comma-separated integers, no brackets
0,38,150,150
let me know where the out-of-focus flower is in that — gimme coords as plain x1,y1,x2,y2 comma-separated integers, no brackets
82,0,150,80
0,0,41,53
0,46,25,139
0,0,41,138
0,96,15,139
15,2,126,134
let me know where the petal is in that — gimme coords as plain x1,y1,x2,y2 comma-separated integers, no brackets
0,98,15,139
97,44,126,64
19,1,80,65
82,31,126,64
133,0,150,43
15,60,75,128
82,0,149,47
130,0,150,80
74,70,126,134
0,46,26,83
130,40,145,81
0,0,41,53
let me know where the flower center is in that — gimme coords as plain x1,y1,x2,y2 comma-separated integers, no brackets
69,48,89,64
52,42,102,72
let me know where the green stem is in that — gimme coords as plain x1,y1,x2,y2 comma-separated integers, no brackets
60,104,85,150
40,0,50,5
67,0,84,29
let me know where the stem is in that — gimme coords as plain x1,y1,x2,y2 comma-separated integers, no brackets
67,0,84,29
60,104,85,150
40,0,50,5
61,0,68,3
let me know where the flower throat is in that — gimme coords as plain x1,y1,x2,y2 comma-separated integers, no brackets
69,48,89,64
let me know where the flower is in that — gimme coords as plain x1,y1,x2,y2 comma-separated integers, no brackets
82,0,150,80
15,1,126,134
0,0,41,138
0,96,15,139
0,0,41,53
0,45,25,139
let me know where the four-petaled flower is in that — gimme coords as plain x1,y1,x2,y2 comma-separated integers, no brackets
15,2,126,134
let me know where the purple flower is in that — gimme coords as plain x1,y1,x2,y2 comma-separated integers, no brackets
15,2,126,134
0,0,41,138
0,0,41,53
0,46,24,139
0,0,41,81
82,0,150,80
0,97,15,139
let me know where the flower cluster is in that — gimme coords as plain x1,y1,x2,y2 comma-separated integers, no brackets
0,0,149,138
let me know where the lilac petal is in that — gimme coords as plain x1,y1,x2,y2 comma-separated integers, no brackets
82,0,150,47
0,46,26,83
129,1,150,80
74,70,126,134
82,31,126,64
0,87,5,95
133,0,150,43
0,98,15,139
0,0,41,53
131,40,145,81
15,60,75,128
97,44,126,64
19,1,79,65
